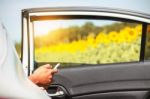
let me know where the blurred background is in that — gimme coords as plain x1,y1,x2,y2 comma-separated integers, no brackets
0,0,150,64
0,0,150,43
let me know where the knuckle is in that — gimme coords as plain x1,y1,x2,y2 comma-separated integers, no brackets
49,75,52,79
49,70,53,74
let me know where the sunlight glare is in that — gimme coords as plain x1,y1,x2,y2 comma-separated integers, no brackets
34,20,65,36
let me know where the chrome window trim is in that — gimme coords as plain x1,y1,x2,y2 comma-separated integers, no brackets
29,11,150,23
29,19,34,75
22,17,28,76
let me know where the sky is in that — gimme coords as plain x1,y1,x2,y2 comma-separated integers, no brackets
34,20,116,36
0,0,150,43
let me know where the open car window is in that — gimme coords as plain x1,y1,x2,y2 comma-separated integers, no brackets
145,24,150,60
33,18,142,67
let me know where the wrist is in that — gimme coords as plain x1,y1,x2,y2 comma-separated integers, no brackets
29,74,39,85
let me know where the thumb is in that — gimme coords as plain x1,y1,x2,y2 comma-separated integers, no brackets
51,69,58,74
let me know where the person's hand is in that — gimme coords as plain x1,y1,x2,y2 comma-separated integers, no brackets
29,64,58,88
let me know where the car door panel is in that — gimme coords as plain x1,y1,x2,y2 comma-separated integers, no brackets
72,91,148,99
52,62,150,97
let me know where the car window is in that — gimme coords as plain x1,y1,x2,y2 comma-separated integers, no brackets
33,19,142,66
145,25,150,60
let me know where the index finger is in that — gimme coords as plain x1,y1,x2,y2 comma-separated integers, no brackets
43,64,52,69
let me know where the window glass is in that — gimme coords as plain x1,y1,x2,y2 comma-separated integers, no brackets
34,19,142,66
145,25,150,60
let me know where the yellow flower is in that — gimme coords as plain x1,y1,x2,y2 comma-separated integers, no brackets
108,31,118,42
95,32,107,43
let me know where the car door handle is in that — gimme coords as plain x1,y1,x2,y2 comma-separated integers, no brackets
46,85,67,99
47,90,64,97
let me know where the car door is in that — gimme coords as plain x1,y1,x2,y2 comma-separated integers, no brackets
21,7,150,99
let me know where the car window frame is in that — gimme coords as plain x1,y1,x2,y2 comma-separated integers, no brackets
21,7,150,75
33,16,145,65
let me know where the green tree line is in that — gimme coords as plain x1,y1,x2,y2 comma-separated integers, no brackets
15,21,138,56
35,22,137,48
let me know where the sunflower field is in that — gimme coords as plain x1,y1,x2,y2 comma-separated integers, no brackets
35,23,142,65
